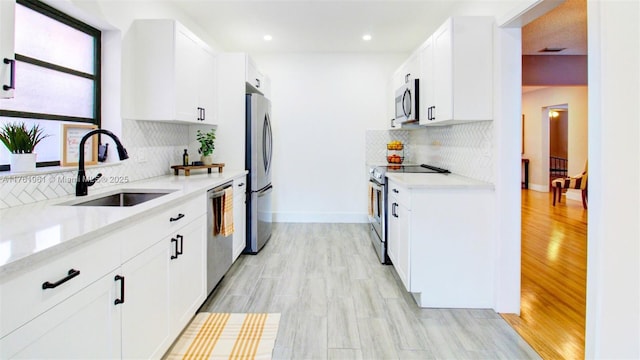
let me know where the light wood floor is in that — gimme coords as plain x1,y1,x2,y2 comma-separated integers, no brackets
202,223,540,359
502,190,587,360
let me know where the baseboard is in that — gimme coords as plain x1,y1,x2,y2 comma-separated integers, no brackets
273,212,368,223
566,189,582,202
527,183,549,192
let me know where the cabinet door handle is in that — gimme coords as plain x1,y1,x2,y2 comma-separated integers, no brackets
170,213,185,222
177,234,184,256
392,203,399,218
171,237,179,259
392,188,399,194
42,269,80,289
114,275,125,305
256,78,260,88
3,58,15,91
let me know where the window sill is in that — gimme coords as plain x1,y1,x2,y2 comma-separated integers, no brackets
0,162,123,179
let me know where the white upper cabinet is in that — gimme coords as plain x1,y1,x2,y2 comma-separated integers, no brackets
419,16,494,125
122,19,217,124
0,0,15,99
390,51,419,129
245,55,270,99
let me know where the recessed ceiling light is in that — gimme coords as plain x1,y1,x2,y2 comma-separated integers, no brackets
263,35,272,41
362,34,372,41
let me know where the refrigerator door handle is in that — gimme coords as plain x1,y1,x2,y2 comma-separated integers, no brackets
262,114,269,173
254,184,273,195
265,113,273,175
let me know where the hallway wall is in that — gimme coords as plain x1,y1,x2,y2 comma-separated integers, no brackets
522,86,587,191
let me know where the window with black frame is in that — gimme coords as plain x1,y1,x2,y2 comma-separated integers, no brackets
0,0,101,171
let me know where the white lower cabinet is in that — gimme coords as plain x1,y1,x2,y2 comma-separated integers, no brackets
120,240,171,359
168,215,207,337
0,194,210,359
386,178,495,308
232,178,247,262
388,193,410,291
0,270,122,359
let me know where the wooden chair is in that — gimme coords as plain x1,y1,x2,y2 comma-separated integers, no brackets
552,161,588,209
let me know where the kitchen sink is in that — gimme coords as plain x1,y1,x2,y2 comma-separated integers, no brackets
64,189,176,207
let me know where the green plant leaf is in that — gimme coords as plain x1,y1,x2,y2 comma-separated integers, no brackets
0,122,51,154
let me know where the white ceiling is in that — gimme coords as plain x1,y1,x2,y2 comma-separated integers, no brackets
522,0,587,55
171,1,466,54
167,0,586,55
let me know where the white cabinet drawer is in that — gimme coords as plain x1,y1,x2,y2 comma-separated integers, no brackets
387,181,410,208
121,194,206,262
0,233,121,338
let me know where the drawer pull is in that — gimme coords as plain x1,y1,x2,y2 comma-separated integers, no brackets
114,275,125,305
392,189,399,194
42,269,80,290
3,58,15,91
171,237,179,260
177,234,184,256
169,213,185,222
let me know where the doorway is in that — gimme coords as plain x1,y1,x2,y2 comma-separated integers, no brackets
502,0,589,358
547,104,569,186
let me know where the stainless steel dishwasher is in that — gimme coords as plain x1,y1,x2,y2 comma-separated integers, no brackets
206,182,233,294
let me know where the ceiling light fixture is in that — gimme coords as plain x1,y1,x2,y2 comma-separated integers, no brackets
362,34,372,41
263,35,272,41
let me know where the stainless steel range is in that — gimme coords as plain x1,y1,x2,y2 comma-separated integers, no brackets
367,164,450,264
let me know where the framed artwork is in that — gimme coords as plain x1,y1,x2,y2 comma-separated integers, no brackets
62,124,98,166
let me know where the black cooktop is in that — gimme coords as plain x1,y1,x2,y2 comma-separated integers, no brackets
384,164,450,174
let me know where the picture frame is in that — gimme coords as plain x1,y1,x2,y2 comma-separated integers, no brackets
62,124,98,166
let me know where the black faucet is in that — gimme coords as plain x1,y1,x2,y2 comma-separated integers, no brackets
76,129,129,196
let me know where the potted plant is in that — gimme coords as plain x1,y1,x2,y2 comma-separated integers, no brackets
196,128,216,165
0,122,50,172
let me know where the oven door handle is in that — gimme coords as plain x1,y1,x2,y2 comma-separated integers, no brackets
369,180,383,191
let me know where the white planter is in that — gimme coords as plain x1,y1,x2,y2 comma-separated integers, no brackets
10,153,36,173
200,154,213,165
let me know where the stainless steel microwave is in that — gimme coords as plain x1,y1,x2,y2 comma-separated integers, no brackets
394,78,419,124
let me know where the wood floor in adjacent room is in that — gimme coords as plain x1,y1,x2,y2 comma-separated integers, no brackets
502,190,588,360
201,223,540,359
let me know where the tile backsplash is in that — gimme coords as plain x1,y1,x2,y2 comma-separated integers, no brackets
2,120,495,209
366,121,494,183
0,120,190,209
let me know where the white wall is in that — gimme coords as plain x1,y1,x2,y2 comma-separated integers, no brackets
522,86,588,191
253,53,405,222
586,1,640,358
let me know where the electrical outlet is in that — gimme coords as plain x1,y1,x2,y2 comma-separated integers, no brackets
135,150,147,163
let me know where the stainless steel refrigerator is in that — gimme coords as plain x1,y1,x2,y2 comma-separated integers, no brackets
245,93,273,254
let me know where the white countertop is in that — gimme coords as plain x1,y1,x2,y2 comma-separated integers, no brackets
0,170,247,279
386,172,494,189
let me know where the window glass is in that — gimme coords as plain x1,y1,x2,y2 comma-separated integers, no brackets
14,3,95,75
0,62,94,119
0,118,64,164
0,0,100,170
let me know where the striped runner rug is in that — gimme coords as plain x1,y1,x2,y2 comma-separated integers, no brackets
163,313,280,360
